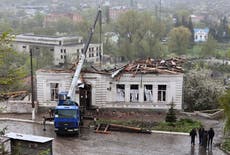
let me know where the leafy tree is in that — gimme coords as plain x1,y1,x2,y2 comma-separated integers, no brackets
187,16,194,46
219,90,230,133
173,10,191,27
54,18,75,34
181,16,187,27
209,16,230,42
168,26,191,55
114,11,165,61
184,69,225,111
0,32,27,93
0,20,12,32
103,6,110,24
201,35,218,57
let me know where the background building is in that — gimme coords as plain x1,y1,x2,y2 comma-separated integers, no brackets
194,28,209,42
12,34,103,65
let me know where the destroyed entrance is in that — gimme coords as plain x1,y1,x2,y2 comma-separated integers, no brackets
79,84,92,110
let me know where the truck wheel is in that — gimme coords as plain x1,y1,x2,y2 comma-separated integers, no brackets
76,130,80,136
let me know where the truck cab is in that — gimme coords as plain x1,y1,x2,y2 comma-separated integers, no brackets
54,92,80,135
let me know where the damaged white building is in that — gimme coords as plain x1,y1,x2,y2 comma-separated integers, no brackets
36,58,184,110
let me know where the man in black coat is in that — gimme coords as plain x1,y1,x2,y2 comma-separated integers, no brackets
208,128,215,148
190,128,197,145
203,130,208,149
198,127,204,145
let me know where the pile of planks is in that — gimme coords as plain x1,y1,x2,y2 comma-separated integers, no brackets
95,123,151,134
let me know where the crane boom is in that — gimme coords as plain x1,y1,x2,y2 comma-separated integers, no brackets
67,8,102,99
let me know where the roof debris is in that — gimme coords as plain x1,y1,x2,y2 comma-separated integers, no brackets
0,91,28,100
110,57,185,79
37,57,185,80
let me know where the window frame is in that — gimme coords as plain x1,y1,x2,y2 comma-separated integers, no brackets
157,85,167,102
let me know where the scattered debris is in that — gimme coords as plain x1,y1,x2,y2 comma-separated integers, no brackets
81,57,185,81
0,91,28,100
95,124,111,134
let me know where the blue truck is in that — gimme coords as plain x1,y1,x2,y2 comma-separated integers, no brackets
53,8,102,135
54,92,80,135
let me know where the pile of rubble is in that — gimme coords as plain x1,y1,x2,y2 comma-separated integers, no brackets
81,57,186,80
0,91,28,100
124,57,185,74
110,57,185,79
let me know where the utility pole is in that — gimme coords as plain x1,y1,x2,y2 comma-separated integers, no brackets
99,6,102,67
159,0,161,22
30,48,36,120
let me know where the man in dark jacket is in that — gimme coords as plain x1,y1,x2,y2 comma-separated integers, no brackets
198,127,204,145
208,128,215,148
190,128,197,145
203,130,208,149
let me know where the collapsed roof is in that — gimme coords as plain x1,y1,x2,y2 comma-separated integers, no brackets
36,57,185,80
83,57,185,79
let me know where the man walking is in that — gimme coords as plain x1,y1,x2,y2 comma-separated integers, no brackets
208,128,215,148
190,128,197,146
198,127,204,145
203,130,208,150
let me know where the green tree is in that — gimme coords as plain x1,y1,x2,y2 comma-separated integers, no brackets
187,16,194,46
184,69,225,111
0,32,26,93
103,6,110,24
168,26,191,55
55,18,75,34
0,20,12,32
219,90,230,133
201,35,217,57
114,11,165,61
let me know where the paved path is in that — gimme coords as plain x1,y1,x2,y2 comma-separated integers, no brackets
0,120,226,155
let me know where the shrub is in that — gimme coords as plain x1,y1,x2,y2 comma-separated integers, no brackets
165,101,177,123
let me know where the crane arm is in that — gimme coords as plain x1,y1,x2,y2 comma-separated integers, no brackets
67,8,102,99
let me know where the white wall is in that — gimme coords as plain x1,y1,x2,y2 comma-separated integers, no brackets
83,73,184,110
36,70,183,110
36,70,73,106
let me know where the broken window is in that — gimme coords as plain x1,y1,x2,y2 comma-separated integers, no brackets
116,84,125,102
50,83,59,101
158,85,166,101
144,85,153,102
130,85,139,102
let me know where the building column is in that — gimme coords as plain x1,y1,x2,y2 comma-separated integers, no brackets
139,85,144,103
152,84,158,103
125,84,130,103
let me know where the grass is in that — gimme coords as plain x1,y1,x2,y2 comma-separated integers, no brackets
152,118,202,133
95,118,202,133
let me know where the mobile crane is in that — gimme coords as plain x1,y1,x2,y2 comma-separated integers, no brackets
53,8,102,135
